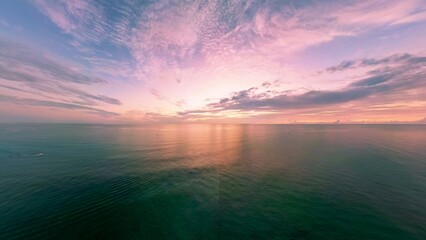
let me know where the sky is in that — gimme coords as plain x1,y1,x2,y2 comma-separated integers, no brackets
0,0,426,124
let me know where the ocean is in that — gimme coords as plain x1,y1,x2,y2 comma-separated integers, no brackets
0,124,425,239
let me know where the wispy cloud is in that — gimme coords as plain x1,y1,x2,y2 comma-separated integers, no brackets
0,37,121,116
148,87,186,107
33,0,426,82
333,0,426,26
325,53,426,73
34,0,116,44
0,95,118,117
32,0,144,47
0,38,104,85
2,0,426,122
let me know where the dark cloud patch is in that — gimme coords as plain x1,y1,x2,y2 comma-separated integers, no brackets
0,94,119,117
326,53,426,73
261,80,281,88
230,87,257,101
349,74,392,87
206,87,372,111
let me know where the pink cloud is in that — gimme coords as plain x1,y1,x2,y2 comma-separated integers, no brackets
22,0,426,123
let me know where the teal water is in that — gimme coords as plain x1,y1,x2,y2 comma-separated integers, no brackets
0,124,425,239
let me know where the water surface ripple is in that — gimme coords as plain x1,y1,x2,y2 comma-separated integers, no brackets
0,124,425,239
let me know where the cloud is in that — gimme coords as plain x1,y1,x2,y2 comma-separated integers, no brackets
0,94,118,117
325,53,426,73
0,38,104,85
32,0,145,46
149,88,186,107
333,0,426,26
0,38,121,107
0,37,122,118
180,52,426,115
34,0,111,43
13,0,426,122
33,0,426,83
32,0,138,81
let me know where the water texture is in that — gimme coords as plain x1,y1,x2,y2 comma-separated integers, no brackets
0,124,425,239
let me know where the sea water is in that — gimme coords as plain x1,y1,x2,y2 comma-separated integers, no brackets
0,124,425,239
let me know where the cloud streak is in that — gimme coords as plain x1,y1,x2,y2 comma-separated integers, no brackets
0,38,105,85
325,53,426,73
0,94,118,117
0,38,121,104
0,37,121,116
